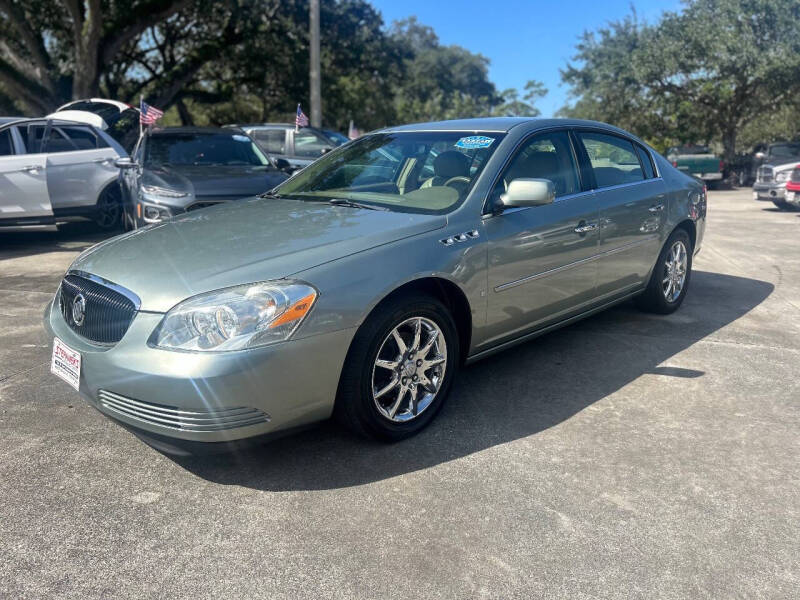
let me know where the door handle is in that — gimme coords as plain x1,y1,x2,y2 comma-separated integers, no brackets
93,158,113,165
18,165,43,173
648,203,665,213
574,222,598,234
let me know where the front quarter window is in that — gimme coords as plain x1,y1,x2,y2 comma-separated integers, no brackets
273,131,505,213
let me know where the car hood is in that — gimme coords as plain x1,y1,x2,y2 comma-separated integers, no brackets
70,197,447,312
143,164,287,204
764,160,800,171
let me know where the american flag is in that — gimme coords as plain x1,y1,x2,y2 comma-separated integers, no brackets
295,103,309,130
140,99,164,125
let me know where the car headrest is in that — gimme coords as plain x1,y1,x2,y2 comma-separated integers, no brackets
434,151,470,178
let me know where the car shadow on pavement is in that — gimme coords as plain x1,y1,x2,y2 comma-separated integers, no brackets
171,270,773,491
0,222,114,261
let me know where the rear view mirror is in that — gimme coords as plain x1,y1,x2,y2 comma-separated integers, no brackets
114,157,137,169
498,178,555,210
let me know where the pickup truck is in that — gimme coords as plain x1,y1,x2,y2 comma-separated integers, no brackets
752,141,800,210
666,145,724,187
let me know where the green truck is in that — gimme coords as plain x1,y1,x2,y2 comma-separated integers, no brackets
666,145,724,187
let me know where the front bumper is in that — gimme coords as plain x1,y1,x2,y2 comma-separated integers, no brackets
44,298,354,447
753,182,786,201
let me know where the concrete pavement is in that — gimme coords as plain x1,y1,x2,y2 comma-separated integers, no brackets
1,191,798,598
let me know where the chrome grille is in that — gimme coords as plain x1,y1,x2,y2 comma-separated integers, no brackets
98,390,270,431
59,274,137,344
757,166,773,183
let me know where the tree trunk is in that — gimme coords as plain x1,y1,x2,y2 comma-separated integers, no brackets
721,126,737,167
176,98,194,126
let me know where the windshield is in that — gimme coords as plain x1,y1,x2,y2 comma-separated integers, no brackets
769,143,800,158
145,132,270,166
273,131,505,213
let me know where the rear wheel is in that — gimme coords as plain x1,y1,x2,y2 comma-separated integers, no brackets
636,229,692,314
335,294,459,441
95,185,122,230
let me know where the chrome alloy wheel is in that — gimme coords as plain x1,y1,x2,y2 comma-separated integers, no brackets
662,240,688,303
371,316,447,422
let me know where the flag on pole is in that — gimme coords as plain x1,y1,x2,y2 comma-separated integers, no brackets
347,120,360,140
295,103,309,131
140,99,164,126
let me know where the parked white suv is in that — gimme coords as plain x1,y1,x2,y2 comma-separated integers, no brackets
0,117,127,229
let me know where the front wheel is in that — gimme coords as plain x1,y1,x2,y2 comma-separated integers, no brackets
636,229,692,314
335,294,459,441
94,185,122,231
773,200,790,211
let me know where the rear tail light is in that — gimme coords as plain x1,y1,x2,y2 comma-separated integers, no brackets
672,161,678,167
719,160,724,172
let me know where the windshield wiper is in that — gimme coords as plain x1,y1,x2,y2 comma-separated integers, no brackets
328,198,388,211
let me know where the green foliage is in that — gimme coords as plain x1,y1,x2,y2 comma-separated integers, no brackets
495,80,548,117
561,0,800,158
0,1,508,131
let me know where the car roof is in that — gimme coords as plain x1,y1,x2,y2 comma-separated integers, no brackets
380,117,634,134
56,98,133,113
232,123,297,130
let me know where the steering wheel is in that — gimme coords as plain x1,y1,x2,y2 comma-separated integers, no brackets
444,176,471,190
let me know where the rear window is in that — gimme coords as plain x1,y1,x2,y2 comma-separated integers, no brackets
578,132,644,188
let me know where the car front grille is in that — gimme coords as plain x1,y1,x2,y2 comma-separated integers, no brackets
97,390,270,432
59,274,138,344
757,166,773,183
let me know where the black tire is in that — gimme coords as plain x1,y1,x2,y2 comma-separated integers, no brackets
773,200,790,211
94,185,122,231
635,228,693,315
334,293,459,442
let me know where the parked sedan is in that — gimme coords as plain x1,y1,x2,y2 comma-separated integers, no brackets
116,127,289,229
44,117,705,453
0,117,127,229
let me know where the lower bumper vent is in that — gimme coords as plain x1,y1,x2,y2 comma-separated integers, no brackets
98,390,269,432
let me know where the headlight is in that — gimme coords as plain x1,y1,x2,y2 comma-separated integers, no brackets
140,202,172,223
141,184,188,198
775,171,789,182
151,281,318,352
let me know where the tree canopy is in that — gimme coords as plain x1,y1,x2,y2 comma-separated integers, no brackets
560,0,800,157
0,0,548,131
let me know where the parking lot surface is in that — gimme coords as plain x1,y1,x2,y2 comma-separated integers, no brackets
1,190,798,598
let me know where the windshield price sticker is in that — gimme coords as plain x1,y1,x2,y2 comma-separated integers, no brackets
455,135,495,149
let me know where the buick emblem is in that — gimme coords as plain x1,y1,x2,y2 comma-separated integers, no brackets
72,294,86,327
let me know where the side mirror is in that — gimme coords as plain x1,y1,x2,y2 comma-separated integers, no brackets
320,147,332,155
274,158,291,172
114,157,138,169
498,178,555,210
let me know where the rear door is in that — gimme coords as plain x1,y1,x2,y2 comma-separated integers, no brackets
0,122,51,221
575,130,666,296
45,123,119,211
483,129,599,347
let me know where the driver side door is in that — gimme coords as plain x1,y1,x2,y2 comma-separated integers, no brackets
481,130,599,348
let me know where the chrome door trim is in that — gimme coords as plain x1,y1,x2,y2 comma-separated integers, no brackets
494,236,657,292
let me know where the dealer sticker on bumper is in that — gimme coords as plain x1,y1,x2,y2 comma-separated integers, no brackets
51,337,81,391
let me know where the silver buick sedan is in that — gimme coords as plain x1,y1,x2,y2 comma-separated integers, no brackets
44,118,706,454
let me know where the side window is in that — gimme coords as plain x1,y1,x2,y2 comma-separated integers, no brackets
16,123,47,154
294,129,330,158
44,129,78,153
63,125,105,149
0,129,13,156
636,145,656,179
253,129,286,154
578,132,644,188
490,130,580,204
